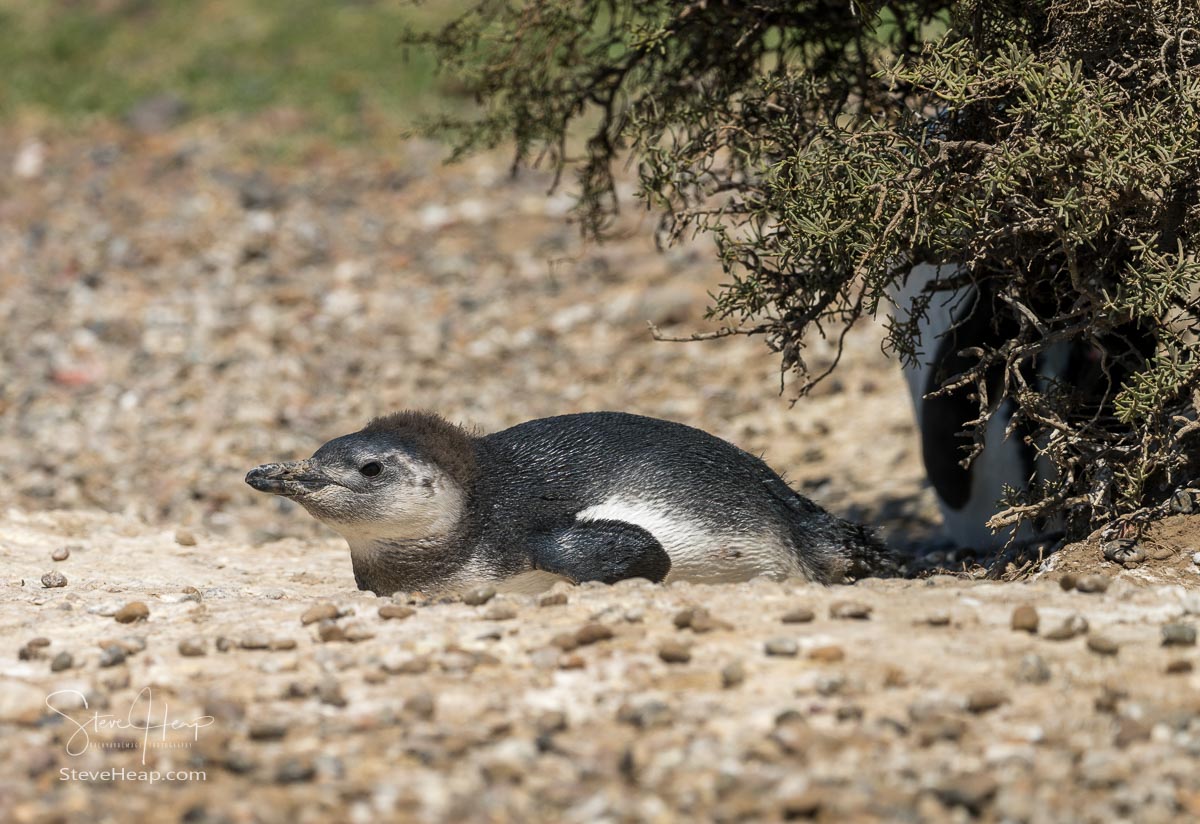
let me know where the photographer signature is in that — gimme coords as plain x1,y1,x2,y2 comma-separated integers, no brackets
45,688,215,764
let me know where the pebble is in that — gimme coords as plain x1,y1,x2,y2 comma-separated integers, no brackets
1059,574,1078,591
780,607,815,624
923,612,951,627
1011,605,1039,633
809,645,845,663
673,606,729,633
174,528,197,546
341,622,375,643
378,604,415,620
573,623,614,646
966,688,1008,714
1086,634,1120,656
99,645,126,667
216,636,234,652
275,758,315,784
537,592,568,607
22,637,51,659
721,660,746,688
382,656,431,675
41,571,67,589
1043,613,1088,641
1075,574,1111,594
178,638,207,657
317,620,345,642
404,692,436,720
301,603,339,625
114,602,149,623
463,586,497,606
50,651,73,672
1016,653,1052,684
51,547,70,562
483,604,518,621
935,773,998,815
616,699,673,729
829,600,872,620
317,677,347,707
1101,539,1144,565
1162,623,1197,646
248,721,289,741
1166,659,1193,675
269,638,297,651
240,634,270,650
1192,551,1200,566
764,637,798,657
658,640,692,664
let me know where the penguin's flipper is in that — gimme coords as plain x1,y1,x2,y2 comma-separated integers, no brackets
530,519,671,584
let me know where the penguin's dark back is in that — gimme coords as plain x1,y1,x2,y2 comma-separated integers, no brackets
479,411,809,531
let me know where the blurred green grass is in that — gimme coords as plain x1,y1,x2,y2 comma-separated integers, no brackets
0,0,465,137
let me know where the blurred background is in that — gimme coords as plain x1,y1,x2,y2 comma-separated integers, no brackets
0,0,937,551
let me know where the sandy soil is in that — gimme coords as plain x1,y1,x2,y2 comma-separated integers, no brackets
3,118,1200,822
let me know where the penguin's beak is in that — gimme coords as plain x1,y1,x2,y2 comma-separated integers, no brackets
245,460,332,497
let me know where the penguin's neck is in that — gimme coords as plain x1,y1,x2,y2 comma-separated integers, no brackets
347,531,479,596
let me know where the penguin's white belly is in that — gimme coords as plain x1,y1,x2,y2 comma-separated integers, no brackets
575,499,801,583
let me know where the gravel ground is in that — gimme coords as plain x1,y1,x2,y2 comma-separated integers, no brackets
4,119,1200,822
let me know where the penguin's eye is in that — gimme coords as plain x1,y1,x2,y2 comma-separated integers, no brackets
359,461,383,477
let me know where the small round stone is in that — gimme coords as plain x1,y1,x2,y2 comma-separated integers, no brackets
658,640,692,664
829,601,872,620
301,603,338,625
317,677,347,707
1166,659,1193,675
99,645,127,667
174,528,198,546
721,660,746,688
1011,605,1039,633
1075,574,1111,594
1059,573,1078,591
537,592,568,607
463,586,497,606
764,637,798,657
574,623,614,646
809,645,845,663
317,620,345,642
378,605,415,620
114,602,149,623
178,638,207,657
51,547,70,562
966,688,1008,714
1162,623,1197,647
275,759,315,784
1043,614,1088,641
1086,634,1119,656
248,721,289,741
483,604,518,621
1012,652,1051,686
41,571,67,589
50,651,73,672
240,634,270,650
780,607,815,624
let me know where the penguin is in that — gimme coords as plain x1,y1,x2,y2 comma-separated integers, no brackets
890,263,1155,549
246,410,894,595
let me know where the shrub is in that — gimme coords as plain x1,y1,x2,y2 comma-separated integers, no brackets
414,0,1200,537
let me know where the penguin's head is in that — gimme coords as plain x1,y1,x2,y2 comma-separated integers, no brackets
246,412,476,545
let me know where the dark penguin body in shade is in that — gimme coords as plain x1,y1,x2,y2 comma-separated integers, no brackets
247,411,893,595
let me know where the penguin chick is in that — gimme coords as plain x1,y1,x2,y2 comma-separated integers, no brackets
246,411,894,595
